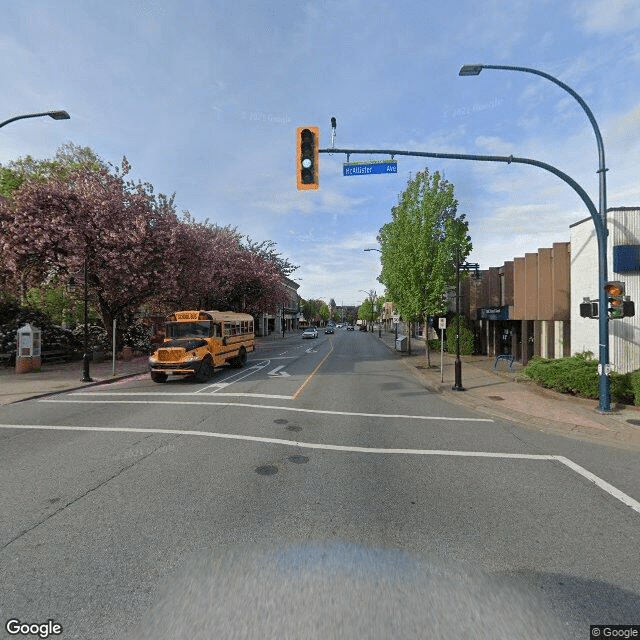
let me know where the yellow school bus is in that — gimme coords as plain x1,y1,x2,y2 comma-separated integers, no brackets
148,310,255,383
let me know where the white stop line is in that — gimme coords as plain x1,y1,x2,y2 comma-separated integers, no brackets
0,423,639,516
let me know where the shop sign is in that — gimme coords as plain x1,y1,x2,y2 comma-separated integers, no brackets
480,306,510,321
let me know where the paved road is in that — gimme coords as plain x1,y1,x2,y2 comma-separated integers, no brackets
1,328,638,639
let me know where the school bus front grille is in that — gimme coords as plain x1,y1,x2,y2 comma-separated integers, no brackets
156,349,184,362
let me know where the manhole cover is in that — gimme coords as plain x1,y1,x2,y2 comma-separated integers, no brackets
488,395,505,401
286,425,302,432
288,455,309,464
626,419,640,426
255,465,278,475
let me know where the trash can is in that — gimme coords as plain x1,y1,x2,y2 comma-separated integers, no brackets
395,336,408,352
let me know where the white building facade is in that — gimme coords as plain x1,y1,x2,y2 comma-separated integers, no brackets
570,207,640,374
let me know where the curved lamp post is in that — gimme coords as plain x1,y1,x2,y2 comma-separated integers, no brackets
459,64,611,412
359,289,376,332
0,110,70,129
364,249,383,336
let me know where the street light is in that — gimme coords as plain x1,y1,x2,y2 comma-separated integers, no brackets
0,110,70,129
460,63,612,412
359,289,376,332
363,249,383,335
452,260,480,392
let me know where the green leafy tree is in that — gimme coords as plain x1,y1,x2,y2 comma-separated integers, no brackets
301,298,318,325
318,303,329,324
0,166,25,198
445,314,474,356
357,291,383,329
378,168,471,365
26,282,87,327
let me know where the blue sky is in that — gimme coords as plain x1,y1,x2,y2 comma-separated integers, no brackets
2,0,639,308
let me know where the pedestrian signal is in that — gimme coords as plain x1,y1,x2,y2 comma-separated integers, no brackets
579,300,598,318
297,126,319,190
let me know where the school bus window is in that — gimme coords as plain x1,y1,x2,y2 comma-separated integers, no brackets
165,321,212,339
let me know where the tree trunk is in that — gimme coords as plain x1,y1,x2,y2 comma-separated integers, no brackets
425,320,431,368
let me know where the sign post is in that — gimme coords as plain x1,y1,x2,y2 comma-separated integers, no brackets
438,317,447,383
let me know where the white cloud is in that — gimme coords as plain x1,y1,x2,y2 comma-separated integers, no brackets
572,0,640,34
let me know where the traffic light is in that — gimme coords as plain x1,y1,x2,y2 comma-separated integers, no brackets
580,299,598,318
604,281,634,318
297,126,319,190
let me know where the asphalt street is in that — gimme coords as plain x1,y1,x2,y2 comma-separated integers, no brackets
1,328,639,639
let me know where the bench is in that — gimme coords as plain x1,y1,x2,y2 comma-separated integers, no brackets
0,351,16,367
493,354,515,372
42,350,74,364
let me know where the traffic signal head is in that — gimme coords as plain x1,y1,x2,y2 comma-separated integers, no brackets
605,281,625,318
297,126,319,190
579,299,598,318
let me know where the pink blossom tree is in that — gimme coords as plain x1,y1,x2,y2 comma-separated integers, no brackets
0,161,180,333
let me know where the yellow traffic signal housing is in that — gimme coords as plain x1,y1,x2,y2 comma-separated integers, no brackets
605,281,625,318
297,126,319,190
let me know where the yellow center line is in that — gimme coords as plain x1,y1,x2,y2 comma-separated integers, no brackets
292,337,334,400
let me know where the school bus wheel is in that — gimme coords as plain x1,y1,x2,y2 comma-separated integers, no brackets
195,356,214,382
151,371,168,383
231,347,247,368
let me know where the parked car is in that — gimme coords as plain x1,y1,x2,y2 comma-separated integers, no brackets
325,326,334,334
346,325,355,331
302,327,318,339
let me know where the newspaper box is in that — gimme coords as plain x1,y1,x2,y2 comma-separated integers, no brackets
16,323,42,373
395,336,408,352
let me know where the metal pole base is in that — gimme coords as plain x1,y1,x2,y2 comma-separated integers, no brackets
81,353,93,383
451,358,465,391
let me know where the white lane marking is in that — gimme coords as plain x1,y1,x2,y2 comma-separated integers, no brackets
267,365,290,377
1,423,638,515
71,392,293,399
268,365,285,375
554,456,640,515
38,399,494,422
197,360,270,393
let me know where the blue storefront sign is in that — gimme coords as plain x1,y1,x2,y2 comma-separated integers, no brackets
480,306,510,321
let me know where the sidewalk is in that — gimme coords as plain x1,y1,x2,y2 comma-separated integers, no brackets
376,328,640,450
0,356,150,405
2,331,640,450
0,333,294,405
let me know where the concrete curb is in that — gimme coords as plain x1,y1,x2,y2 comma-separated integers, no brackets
10,369,149,404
